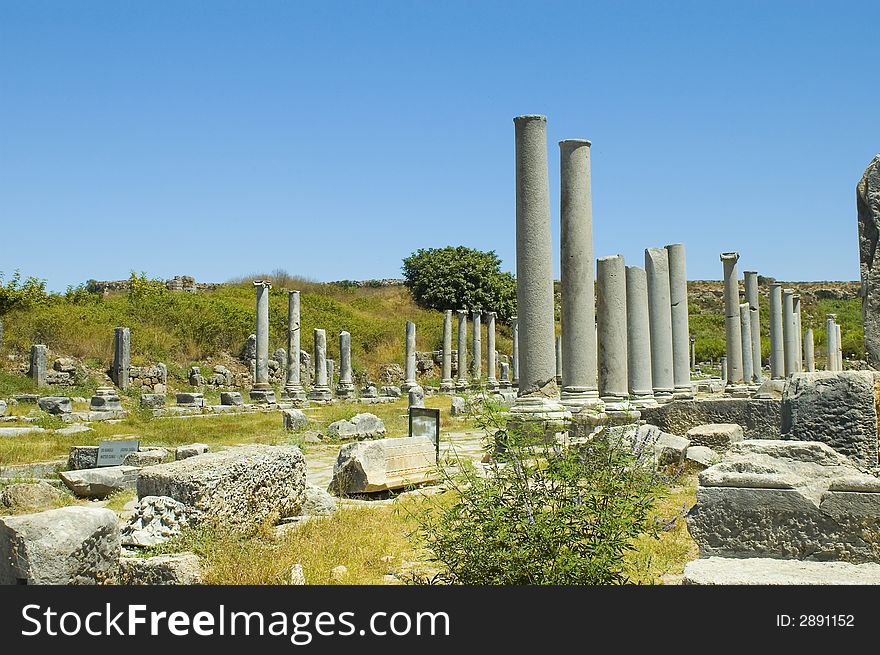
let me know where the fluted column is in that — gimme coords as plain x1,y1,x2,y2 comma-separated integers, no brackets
625,265,655,407
559,138,601,411
782,289,798,376
486,312,498,389
646,248,674,402
743,271,762,383
402,320,418,392
440,310,454,392
282,290,307,402
597,255,629,409
456,310,468,389
720,253,745,391
511,114,565,417
769,283,785,379
666,243,693,398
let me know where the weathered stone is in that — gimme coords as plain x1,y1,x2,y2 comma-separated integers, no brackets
0,481,67,511
0,506,120,584
137,445,306,527
176,392,205,407
640,397,781,440
621,424,688,467
361,384,378,398
59,466,139,498
858,155,880,368
329,436,437,494
781,371,880,467
217,391,242,406
685,423,744,451
123,448,168,467
121,495,192,546
56,424,92,437
686,445,720,469
687,440,880,562
0,400,6,416
450,396,466,416
90,387,122,412
301,484,337,515
380,385,401,398
140,393,166,409
37,396,72,415
0,426,47,437
683,556,880,585
119,552,203,585
175,443,209,460
67,445,99,470
326,413,386,440
283,408,310,431
408,385,425,408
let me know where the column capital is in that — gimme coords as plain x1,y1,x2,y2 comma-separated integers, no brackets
558,138,592,148
513,114,547,125
720,252,740,263
253,280,272,289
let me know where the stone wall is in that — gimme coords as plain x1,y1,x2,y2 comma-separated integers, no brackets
129,364,167,393
641,397,782,439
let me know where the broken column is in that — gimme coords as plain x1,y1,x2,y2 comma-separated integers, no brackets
282,290,306,402
559,138,601,411
336,331,355,399
769,283,785,379
597,255,629,410
510,114,565,418
486,312,498,389
720,252,745,392
456,309,468,390
250,280,275,404
111,327,131,390
857,155,880,368
793,294,803,372
308,329,332,402
29,344,48,388
471,311,482,384
804,328,815,372
836,323,843,370
666,243,693,399
625,265,655,407
826,314,838,371
743,271,761,383
402,321,418,393
782,288,798,377
646,248,674,402
440,310,454,392
739,303,754,385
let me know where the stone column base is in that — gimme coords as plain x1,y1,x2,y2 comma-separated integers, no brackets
455,380,469,391
560,387,604,413
439,380,456,393
486,379,499,391
673,385,695,400
652,389,675,404
249,389,277,404
628,391,658,408
509,394,570,421
401,381,419,393
280,386,307,402
335,383,355,399
724,383,751,397
308,387,333,403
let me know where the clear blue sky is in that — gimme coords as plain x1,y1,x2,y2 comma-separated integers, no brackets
1,1,876,291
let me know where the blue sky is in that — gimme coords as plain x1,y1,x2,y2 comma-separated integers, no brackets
1,1,876,291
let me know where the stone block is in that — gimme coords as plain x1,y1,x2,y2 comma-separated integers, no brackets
175,443,209,460
283,408,310,431
686,445,720,469
37,396,72,415
301,484,337,516
140,393,166,409
67,445,99,470
123,448,169,467
0,507,120,584
59,466,139,499
121,495,191,546
176,392,205,407
220,391,244,406
0,481,67,511
326,413,386,440
136,445,306,527
781,371,880,467
685,423,744,451
380,385,401,398
119,552,202,585
687,440,880,563
683,557,880,585
329,436,437,494
641,397,781,440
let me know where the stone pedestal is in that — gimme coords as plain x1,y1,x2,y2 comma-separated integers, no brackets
646,248,674,402
336,331,355,399
666,243,693,398
307,329,332,402
90,387,122,411
282,290,307,402
769,283,785,379
721,253,746,395
440,310,455,392
625,265,656,408
509,115,565,420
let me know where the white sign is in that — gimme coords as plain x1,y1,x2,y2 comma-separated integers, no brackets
97,440,140,467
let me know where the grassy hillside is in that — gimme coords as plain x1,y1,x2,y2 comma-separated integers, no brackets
0,272,863,392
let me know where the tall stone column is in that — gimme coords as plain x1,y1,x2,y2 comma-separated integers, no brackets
456,310,468,389
597,255,629,409
743,271,762,383
559,138,601,411
112,327,131,391
282,291,307,402
720,356,727,382
804,328,815,372
485,312,498,389
510,114,565,418
792,294,803,372
836,323,843,370
29,344,48,388
327,359,335,389
666,243,693,399
739,303,754,385
471,311,482,384
440,310,454,392
336,331,355,399
625,265,655,407
402,321,418,392
690,337,696,371
826,314,838,371
555,335,562,384
768,283,785,379
250,280,276,404
308,329,332,401
511,316,519,387
645,248,674,402
782,288,798,376
720,253,745,392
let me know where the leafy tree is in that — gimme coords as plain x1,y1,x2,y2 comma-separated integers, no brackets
0,270,49,315
401,246,516,321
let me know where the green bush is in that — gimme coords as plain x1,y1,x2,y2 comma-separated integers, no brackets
402,246,516,321
419,412,660,584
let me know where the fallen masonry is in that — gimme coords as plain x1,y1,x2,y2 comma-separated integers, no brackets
330,436,438,495
683,557,880,585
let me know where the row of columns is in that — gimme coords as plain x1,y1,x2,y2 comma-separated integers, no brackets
440,309,513,392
